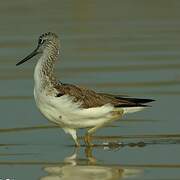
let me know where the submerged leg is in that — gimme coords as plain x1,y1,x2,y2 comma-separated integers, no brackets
84,124,105,146
84,110,124,146
85,146,96,164
63,128,80,147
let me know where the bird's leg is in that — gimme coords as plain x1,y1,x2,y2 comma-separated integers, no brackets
84,110,124,146
88,111,124,135
63,128,80,147
84,133,93,146
74,138,80,147
84,123,105,146
73,133,80,147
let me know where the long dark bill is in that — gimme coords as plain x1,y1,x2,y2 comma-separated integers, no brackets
16,47,39,66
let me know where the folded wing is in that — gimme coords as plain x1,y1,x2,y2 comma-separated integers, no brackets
54,83,154,109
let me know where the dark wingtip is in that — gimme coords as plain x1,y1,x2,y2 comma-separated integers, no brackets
115,104,149,108
116,97,155,104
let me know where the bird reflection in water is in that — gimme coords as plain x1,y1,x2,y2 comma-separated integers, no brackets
40,146,142,180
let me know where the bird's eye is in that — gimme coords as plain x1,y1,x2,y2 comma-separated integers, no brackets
38,38,45,45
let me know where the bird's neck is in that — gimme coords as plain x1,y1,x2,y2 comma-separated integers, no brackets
34,47,59,93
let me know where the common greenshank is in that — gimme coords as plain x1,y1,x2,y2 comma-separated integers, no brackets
16,32,154,146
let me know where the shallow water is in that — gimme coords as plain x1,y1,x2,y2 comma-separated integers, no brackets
0,0,180,179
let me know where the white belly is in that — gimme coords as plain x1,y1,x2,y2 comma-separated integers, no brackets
34,89,116,129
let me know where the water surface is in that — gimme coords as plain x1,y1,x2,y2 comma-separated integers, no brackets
0,0,180,179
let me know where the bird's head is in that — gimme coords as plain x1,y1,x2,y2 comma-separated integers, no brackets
16,32,59,66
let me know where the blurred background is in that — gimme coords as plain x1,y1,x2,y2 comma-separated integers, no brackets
0,0,180,179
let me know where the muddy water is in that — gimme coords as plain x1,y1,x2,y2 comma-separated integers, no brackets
0,0,180,179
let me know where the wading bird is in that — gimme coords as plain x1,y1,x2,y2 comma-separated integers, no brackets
16,32,154,146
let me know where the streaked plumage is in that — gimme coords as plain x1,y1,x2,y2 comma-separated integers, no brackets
16,32,154,146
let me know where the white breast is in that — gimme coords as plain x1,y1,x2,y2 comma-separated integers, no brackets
33,52,119,129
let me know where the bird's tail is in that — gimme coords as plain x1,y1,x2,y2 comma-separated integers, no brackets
115,97,155,114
